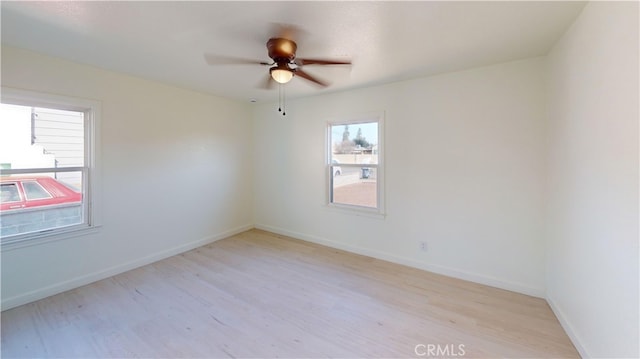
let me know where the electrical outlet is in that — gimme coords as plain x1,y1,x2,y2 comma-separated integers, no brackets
419,241,428,252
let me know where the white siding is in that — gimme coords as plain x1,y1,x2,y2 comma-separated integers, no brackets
32,107,84,187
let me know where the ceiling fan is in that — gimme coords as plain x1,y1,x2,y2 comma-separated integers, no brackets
204,33,351,89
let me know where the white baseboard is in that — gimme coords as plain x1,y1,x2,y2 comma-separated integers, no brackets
1,224,253,311
546,295,588,358
255,224,545,298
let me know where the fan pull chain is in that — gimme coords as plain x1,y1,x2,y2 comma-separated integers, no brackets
282,85,286,116
276,83,286,116
278,84,282,113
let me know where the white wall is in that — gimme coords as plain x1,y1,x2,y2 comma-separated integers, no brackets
253,57,548,297
546,2,639,358
1,46,254,309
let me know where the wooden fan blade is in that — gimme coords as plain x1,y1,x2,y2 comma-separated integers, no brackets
295,58,352,66
295,69,328,87
204,53,271,66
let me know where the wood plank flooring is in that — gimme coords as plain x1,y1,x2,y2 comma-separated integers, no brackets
1,229,579,358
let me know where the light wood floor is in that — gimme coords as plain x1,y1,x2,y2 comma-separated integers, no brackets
1,229,578,358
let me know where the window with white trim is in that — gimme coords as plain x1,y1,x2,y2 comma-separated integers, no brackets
0,88,100,246
328,114,384,214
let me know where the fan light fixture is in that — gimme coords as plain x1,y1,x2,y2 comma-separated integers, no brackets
271,67,293,84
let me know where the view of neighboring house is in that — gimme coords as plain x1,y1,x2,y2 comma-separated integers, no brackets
0,104,85,236
0,104,83,187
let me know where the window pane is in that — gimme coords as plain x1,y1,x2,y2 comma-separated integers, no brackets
0,104,84,169
331,167,378,208
330,122,378,165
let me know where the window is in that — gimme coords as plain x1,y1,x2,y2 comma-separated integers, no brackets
22,181,53,200
328,114,384,214
0,88,101,246
1,183,21,203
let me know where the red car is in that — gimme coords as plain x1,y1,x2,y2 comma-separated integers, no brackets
0,176,82,211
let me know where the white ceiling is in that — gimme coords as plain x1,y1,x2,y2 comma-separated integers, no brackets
1,1,585,103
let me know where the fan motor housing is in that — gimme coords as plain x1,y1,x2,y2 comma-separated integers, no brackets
267,38,297,63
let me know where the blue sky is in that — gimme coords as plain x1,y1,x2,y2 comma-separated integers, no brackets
330,122,377,145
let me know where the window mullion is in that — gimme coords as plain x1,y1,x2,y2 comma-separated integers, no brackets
1,167,85,175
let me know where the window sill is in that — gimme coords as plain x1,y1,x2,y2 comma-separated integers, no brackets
325,203,386,220
0,225,102,252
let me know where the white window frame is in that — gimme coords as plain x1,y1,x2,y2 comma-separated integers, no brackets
326,112,385,218
1,87,102,250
